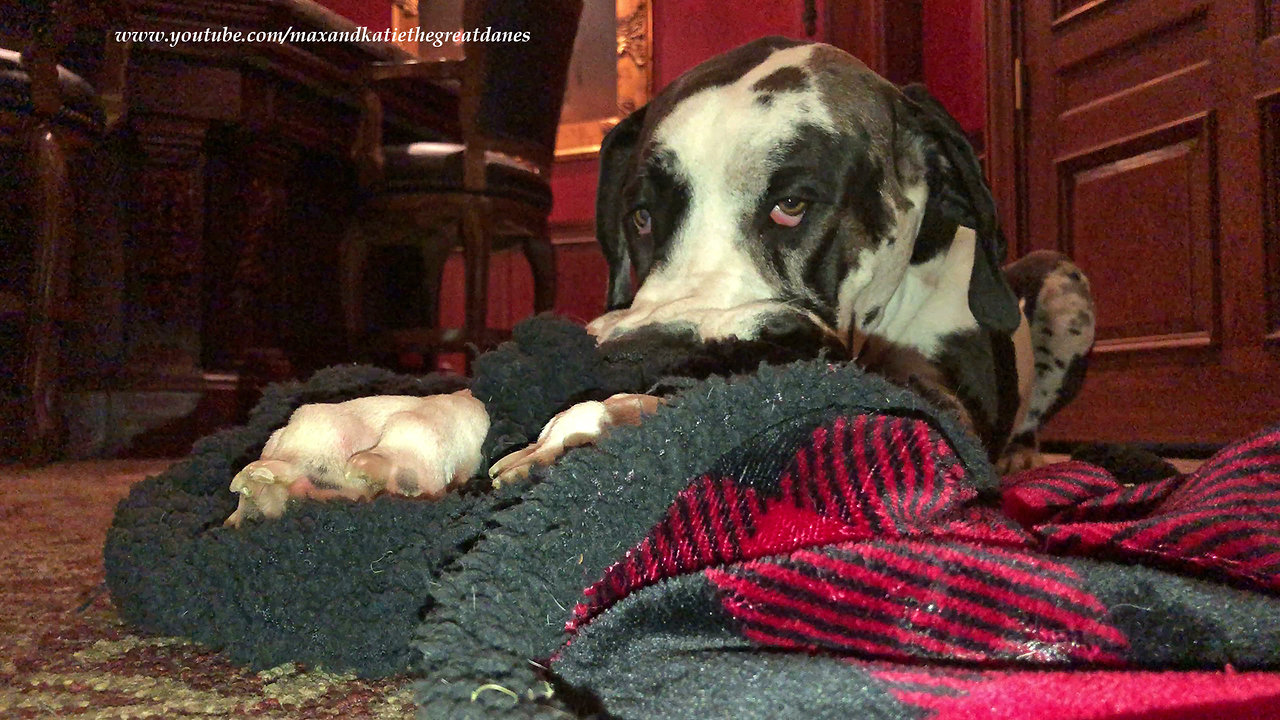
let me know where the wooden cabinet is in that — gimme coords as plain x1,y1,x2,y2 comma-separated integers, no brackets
986,0,1280,446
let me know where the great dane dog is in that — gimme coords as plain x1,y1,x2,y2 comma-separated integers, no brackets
224,37,1094,527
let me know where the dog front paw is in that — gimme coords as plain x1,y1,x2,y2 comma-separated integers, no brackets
489,393,664,485
996,440,1046,475
225,459,305,526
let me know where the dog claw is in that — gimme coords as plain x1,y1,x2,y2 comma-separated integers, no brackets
489,447,545,486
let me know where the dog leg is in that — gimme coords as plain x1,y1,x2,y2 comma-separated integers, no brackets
998,251,1096,473
345,397,489,499
489,393,665,485
225,391,488,526
855,334,978,435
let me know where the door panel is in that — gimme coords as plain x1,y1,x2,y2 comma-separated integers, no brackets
1067,124,1216,349
1018,0,1280,445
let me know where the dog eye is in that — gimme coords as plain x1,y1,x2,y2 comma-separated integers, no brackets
769,198,808,227
631,208,652,234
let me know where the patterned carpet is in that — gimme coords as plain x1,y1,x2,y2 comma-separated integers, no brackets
0,460,416,719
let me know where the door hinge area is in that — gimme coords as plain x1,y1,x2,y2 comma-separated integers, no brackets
1014,56,1025,111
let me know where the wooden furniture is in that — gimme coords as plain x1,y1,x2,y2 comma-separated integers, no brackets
0,1,127,462
341,0,582,367
0,0,463,459
984,0,1280,447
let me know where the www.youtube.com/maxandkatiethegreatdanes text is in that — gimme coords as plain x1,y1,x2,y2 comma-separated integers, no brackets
113,26,530,49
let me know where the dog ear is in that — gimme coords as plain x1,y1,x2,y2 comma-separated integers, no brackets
898,84,1021,336
596,104,648,311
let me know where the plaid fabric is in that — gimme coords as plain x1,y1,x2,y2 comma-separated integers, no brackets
552,418,1280,718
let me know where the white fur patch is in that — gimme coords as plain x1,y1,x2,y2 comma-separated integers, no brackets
852,222,978,358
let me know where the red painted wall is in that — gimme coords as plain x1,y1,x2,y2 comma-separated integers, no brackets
922,0,986,135
312,0,392,31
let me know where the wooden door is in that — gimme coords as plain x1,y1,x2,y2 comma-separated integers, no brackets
1003,0,1280,446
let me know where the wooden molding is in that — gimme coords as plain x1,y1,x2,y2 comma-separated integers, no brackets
985,0,1026,254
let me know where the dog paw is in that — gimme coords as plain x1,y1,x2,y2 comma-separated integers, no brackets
224,391,489,527
489,393,664,485
226,459,304,525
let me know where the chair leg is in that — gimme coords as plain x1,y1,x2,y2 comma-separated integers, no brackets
413,237,453,371
460,204,490,335
522,234,557,313
24,121,73,462
338,224,369,353
421,241,451,330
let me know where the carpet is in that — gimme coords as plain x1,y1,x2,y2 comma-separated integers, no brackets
0,459,416,718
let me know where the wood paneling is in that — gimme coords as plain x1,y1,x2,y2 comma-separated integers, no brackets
1062,120,1216,351
997,0,1280,444
1262,95,1280,341
1055,11,1207,114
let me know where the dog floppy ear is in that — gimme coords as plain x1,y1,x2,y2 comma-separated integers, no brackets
596,104,648,311
899,84,1021,336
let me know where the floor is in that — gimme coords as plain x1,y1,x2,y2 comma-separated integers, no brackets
0,458,417,719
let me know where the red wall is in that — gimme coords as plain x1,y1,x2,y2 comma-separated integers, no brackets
312,0,392,30
922,0,986,135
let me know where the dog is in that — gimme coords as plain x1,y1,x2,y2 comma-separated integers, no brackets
225,37,1094,526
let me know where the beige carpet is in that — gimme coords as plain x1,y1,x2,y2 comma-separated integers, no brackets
0,459,416,719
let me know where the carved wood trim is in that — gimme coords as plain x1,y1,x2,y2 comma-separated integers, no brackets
126,114,208,375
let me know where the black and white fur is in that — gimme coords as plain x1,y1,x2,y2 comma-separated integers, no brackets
224,38,1094,525
588,37,1093,464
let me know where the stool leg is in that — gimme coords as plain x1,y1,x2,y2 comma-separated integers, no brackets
421,242,450,330
416,237,452,372
522,234,557,313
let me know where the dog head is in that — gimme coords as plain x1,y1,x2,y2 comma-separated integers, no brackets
588,37,1018,360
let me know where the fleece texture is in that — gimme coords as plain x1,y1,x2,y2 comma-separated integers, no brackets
103,365,477,676
105,316,1280,719
408,339,1280,718
103,315,848,677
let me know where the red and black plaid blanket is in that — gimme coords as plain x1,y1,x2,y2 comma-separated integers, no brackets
543,413,1280,718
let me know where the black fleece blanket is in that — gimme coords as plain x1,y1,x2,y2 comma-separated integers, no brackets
105,317,1280,719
